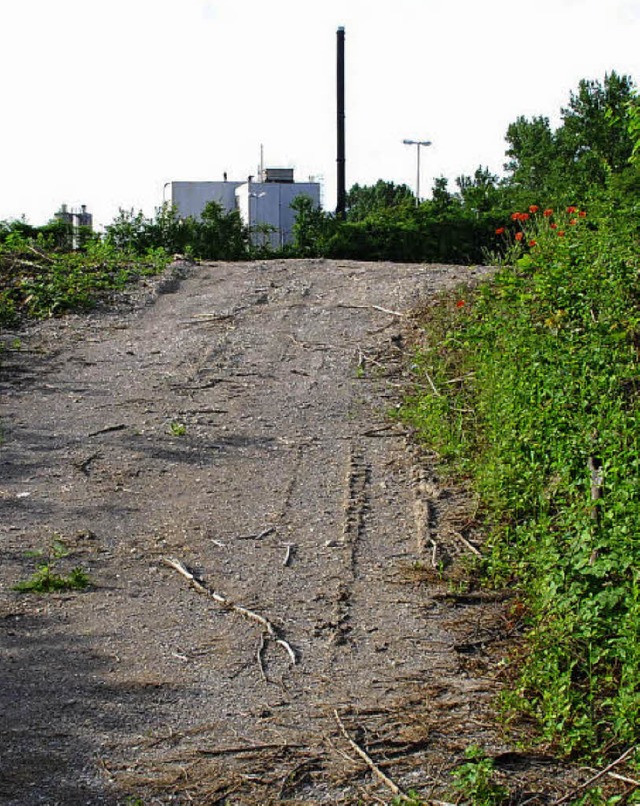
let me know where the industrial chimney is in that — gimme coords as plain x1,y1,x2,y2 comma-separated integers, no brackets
336,26,346,219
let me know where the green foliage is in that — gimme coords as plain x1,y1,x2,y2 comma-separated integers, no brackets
505,72,636,205
400,203,640,757
627,92,640,166
169,420,187,436
13,539,90,594
0,236,168,325
346,179,415,220
290,194,333,256
104,202,249,260
452,746,509,805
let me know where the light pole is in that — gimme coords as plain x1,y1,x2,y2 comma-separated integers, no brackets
403,139,432,204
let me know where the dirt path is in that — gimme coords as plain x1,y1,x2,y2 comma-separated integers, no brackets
1,259,571,805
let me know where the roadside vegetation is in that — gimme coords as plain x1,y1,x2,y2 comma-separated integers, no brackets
401,72,640,778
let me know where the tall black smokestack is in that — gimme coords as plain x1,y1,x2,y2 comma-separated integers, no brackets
336,26,346,219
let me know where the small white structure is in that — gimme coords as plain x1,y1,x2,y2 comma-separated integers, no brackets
166,170,321,248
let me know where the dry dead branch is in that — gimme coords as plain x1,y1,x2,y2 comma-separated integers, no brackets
607,771,640,787
282,543,295,567
552,746,637,805
237,526,276,541
333,709,407,800
161,557,296,666
194,742,303,757
87,423,127,437
338,302,406,317
428,538,438,568
451,530,482,557
422,369,441,397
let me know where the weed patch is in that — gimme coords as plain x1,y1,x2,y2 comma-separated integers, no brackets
401,204,640,758
0,236,168,326
13,538,91,594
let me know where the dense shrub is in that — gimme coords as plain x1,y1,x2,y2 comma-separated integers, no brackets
401,202,640,758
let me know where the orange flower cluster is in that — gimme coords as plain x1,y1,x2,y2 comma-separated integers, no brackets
494,204,587,245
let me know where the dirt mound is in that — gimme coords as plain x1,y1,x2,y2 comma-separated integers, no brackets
0,259,579,804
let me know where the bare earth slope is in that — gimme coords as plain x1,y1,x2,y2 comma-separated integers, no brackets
0,259,572,805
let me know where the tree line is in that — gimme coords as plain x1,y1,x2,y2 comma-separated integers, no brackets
1,71,638,267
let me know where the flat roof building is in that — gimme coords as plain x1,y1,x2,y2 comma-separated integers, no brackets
166,171,321,248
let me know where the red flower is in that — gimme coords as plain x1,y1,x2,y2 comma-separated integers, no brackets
515,232,524,241
550,223,558,230
543,208,553,217
569,218,578,226
529,205,539,213
511,212,521,221
520,213,530,221
567,206,578,214
495,227,505,235
529,240,537,247
456,300,465,308
557,230,566,237
579,210,587,218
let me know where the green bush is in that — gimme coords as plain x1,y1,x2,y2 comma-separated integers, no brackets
401,201,640,758
0,236,168,324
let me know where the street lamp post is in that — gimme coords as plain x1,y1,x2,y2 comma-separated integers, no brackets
403,139,432,204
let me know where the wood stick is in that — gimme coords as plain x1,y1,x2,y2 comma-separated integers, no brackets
333,709,407,800
87,423,127,437
607,771,640,787
337,303,405,317
256,633,268,683
162,557,296,665
195,742,303,757
282,543,295,567
422,369,441,397
452,530,482,557
237,526,276,541
428,538,438,568
552,746,637,805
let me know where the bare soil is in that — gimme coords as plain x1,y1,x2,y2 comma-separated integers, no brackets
1,259,583,805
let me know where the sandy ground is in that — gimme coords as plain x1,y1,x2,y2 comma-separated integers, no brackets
1,259,582,805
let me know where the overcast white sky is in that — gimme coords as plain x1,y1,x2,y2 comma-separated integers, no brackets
1,0,639,229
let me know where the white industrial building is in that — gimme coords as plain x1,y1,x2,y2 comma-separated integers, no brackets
166,169,321,248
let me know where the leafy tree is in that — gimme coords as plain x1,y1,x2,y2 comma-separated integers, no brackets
427,176,460,217
504,115,562,201
504,72,636,205
104,202,249,260
559,71,636,184
193,201,249,260
290,194,333,256
346,180,414,221
455,166,506,215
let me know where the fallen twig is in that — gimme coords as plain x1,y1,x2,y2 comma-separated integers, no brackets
422,369,441,397
282,543,295,567
552,746,637,805
428,537,438,568
333,709,407,800
195,742,303,757
87,423,127,437
162,557,296,666
338,303,405,317
607,771,640,787
256,633,268,683
237,526,276,541
452,530,482,557
361,424,399,437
